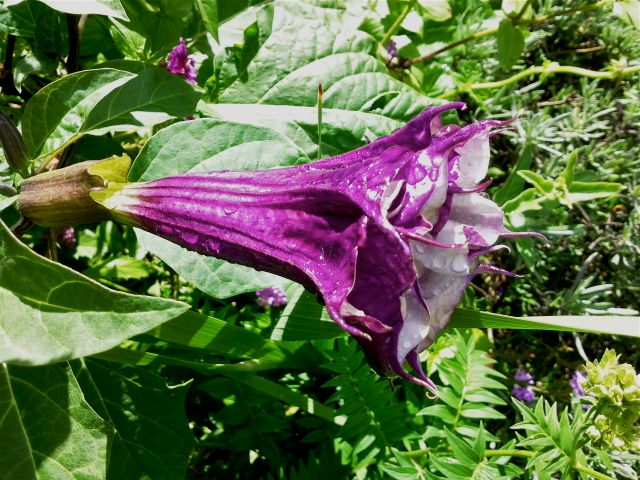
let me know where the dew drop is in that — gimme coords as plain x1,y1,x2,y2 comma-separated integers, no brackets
451,255,468,273
415,242,428,254
403,341,413,350
412,333,421,340
223,205,238,215
432,254,446,270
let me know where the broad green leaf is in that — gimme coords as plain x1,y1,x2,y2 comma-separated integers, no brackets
0,219,189,365
0,195,16,212
271,285,342,341
83,256,155,281
129,118,306,181
72,359,194,480
0,0,51,37
84,60,199,134
118,0,193,53
517,170,554,195
0,362,111,479
136,228,283,298
450,308,640,337
29,0,128,19
22,63,198,159
212,372,337,422
566,181,624,203
418,0,452,22
201,103,405,159
496,18,525,70
149,310,290,364
195,0,219,40
216,0,429,122
96,345,288,373
21,68,135,157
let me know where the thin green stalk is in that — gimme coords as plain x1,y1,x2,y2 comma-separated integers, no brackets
317,83,323,160
381,0,416,47
484,449,535,458
573,462,615,480
410,0,608,65
439,64,640,99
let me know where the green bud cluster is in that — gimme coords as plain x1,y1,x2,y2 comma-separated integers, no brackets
583,349,640,451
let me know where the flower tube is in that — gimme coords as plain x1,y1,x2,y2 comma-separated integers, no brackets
90,103,535,395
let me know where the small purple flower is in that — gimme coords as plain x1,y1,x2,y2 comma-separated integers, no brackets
57,226,77,250
570,370,587,397
512,384,536,402
515,367,535,385
94,103,540,395
256,287,288,308
513,367,536,401
166,38,197,84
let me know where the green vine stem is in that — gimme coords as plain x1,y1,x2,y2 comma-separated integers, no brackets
381,0,416,48
409,0,608,65
439,63,640,99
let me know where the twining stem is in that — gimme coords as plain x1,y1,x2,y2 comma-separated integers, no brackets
381,0,417,47
410,0,608,65
0,34,20,97
438,64,640,99
66,14,80,73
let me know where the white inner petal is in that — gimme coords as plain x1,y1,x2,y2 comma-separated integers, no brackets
397,291,431,364
420,156,448,224
454,132,490,188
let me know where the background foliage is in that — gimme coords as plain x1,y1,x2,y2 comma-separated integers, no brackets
0,0,639,478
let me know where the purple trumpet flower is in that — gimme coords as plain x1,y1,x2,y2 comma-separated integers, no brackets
94,102,536,396
166,38,197,84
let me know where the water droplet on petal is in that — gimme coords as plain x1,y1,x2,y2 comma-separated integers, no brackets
403,341,413,350
415,242,427,254
432,254,446,270
451,255,468,273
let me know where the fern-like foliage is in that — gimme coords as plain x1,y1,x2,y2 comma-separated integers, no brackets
512,397,589,478
429,429,523,480
322,337,411,470
418,331,507,441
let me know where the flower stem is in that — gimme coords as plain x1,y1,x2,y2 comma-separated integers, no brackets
573,463,615,480
410,0,608,65
484,449,535,458
438,64,640,99
381,0,416,48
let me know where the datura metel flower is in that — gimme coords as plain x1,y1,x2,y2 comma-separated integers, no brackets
23,102,538,396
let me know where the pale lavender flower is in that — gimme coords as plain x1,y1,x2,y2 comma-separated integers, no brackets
513,384,536,402
570,370,587,397
513,367,536,402
166,38,197,84
93,103,540,395
515,367,535,385
256,287,288,308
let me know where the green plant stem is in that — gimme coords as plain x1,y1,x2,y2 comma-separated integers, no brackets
381,0,416,47
410,0,608,65
573,463,615,480
484,449,535,458
438,64,640,99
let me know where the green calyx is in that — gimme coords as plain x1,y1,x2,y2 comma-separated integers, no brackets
17,154,132,227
